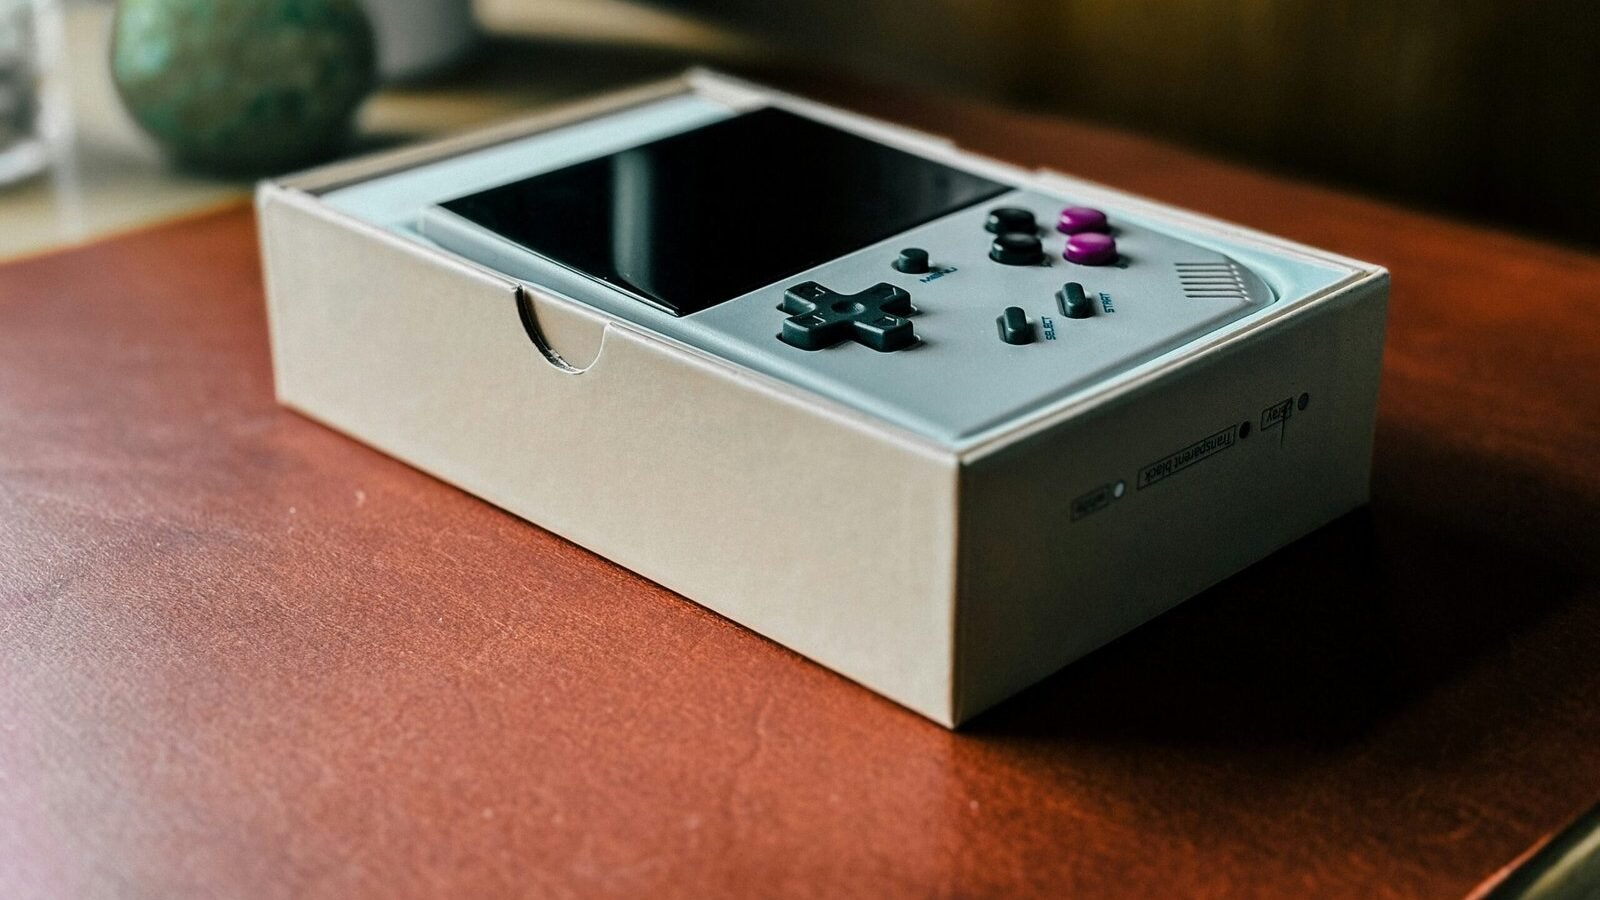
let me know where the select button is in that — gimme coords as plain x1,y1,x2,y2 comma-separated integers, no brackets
997,306,1034,345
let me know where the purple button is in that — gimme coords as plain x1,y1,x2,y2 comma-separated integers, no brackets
1064,232,1117,265
1056,206,1109,234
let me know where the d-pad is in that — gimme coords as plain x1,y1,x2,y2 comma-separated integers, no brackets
777,281,918,352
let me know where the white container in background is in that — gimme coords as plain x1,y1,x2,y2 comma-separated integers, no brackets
0,0,60,185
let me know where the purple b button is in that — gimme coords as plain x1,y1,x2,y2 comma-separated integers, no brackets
1064,232,1117,266
1056,206,1109,234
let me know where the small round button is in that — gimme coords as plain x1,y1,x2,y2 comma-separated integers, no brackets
1056,206,1109,234
1064,232,1117,265
985,207,1037,234
892,247,930,274
990,233,1044,266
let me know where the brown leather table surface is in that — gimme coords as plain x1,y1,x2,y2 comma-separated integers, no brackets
3,86,1599,899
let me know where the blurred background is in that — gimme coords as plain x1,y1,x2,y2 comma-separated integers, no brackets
3,0,1596,261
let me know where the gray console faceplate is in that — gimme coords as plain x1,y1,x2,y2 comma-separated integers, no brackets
688,190,1275,442
422,187,1275,446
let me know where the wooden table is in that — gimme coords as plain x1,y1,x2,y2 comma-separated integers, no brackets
3,84,1598,899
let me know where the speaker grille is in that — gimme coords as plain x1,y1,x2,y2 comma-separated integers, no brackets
1176,261,1250,301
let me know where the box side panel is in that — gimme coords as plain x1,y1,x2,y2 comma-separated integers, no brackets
259,190,962,725
953,275,1388,724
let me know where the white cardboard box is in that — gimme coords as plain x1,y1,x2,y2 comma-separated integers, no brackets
257,72,1387,727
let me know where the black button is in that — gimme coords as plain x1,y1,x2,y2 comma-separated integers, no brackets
989,233,1043,266
985,207,1036,234
997,306,1033,344
892,248,930,274
778,281,917,352
1057,281,1094,318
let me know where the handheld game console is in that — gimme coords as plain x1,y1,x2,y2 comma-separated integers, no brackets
416,104,1310,448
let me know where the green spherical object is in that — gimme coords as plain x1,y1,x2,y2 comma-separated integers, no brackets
111,0,376,175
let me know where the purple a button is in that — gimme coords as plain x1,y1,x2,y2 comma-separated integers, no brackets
1064,232,1118,266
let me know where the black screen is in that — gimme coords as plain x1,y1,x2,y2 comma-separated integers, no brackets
438,107,1009,315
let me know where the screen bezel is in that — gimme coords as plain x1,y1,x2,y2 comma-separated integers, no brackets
434,106,1013,317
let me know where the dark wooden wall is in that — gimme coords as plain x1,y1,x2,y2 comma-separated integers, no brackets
660,0,1600,247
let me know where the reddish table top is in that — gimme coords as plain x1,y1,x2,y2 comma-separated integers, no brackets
3,86,1599,899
